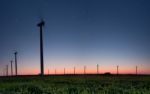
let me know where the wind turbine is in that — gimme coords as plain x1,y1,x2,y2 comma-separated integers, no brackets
117,65,119,75
10,60,13,76
3,68,5,76
84,66,86,75
64,68,66,75
14,51,18,76
55,69,57,75
136,66,138,75
97,64,99,74
6,65,8,76
37,19,45,76
74,66,76,75
48,69,49,75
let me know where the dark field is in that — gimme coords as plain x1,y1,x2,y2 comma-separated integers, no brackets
0,75,150,94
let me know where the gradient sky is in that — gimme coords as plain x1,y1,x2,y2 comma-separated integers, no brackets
0,0,150,75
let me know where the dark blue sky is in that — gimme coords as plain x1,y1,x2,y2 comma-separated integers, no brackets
0,0,150,74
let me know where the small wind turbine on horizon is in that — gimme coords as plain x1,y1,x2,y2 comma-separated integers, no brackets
55,69,57,75
84,66,86,75
6,65,8,76
10,60,13,76
117,65,119,75
136,66,138,75
97,64,99,74
74,66,76,75
14,51,18,76
64,68,66,75
3,68,6,76
48,69,49,75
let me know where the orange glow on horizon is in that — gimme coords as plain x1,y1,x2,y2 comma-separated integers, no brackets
17,67,150,75
2,58,149,76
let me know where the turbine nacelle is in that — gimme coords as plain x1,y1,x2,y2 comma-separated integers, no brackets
37,19,45,27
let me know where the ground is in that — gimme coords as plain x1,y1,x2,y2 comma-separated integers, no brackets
0,75,150,94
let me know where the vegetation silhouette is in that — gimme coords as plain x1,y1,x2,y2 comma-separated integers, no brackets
103,72,112,76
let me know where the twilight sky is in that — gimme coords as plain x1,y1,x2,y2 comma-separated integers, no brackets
0,0,150,75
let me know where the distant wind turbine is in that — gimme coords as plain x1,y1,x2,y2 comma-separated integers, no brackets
55,69,57,75
84,66,86,75
10,60,13,76
64,68,66,75
3,68,5,76
117,65,119,75
14,51,18,76
97,64,99,74
6,65,8,76
48,69,49,75
136,66,138,75
74,66,76,75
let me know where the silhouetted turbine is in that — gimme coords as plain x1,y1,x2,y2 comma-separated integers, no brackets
48,69,49,75
55,69,57,75
10,60,13,76
136,66,138,75
3,69,5,76
117,65,119,75
6,65,8,76
14,51,18,76
74,66,76,75
84,66,86,74
97,64,99,74
64,68,65,75
3,68,5,76
37,19,45,76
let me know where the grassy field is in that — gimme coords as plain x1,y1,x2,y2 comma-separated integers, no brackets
0,75,150,94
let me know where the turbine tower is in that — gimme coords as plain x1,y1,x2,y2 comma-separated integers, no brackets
6,65,8,76
136,66,138,75
55,69,57,75
3,68,5,76
84,66,86,75
10,60,13,76
37,19,45,76
117,65,119,75
97,64,99,74
14,51,18,76
64,68,66,75
48,69,49,75
74,66,76,75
